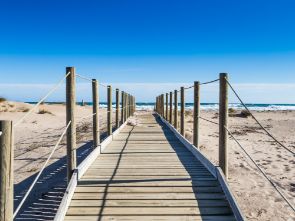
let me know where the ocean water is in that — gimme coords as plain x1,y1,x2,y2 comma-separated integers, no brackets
28,102,295,111
132,103,295,111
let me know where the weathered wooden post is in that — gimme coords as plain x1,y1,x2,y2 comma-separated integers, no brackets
165,93,168,120
127,94,129,118
180,87,185,135
219,73,229,178
193,81,200,148
66,67,76,182
124,93,128,120
107,85,112,136
0,121,13,221
121,91,125,124
128,94,131,117
174,90,178,129
169,92,173,124
161,94,165,118
158,96,160,114
157,96,159,114
116,89,120,128
131,96,134,115
92,79,99,148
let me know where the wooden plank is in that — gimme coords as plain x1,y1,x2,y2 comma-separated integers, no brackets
77,180,220,187
66,206,232,215
64,215,236,221
69,199,229,207
75,186,222,193
71,192,226,200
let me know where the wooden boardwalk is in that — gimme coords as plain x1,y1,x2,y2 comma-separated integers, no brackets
64,113,237,221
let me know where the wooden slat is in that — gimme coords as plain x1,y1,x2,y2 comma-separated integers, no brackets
72,192,226,200
75,186,223,193
69,199,229,207
66,207,232,215
64,215,236,221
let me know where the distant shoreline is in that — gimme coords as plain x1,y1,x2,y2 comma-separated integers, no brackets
24,101,295,111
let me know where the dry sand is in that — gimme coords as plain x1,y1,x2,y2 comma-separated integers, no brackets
183,109,295,221
0,101,294,220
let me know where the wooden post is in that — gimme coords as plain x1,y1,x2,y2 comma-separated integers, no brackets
66,67,76,182
107,85,112,136
165,93,168,120
116,89,120,128
156,96,158,113
124,93,128,120
92,79,99,148
174,90,178,129
0,121,13,221
169,92,173,124
121,91,124,124
161,94,164,117
193,81,200,148
128,94,131,117
126,94,129,118
219,73,229,178
180,87,185,136
158,96,160,114
131,96,134,115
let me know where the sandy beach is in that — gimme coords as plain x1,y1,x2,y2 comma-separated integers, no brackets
183,109,295,221
0,101,294,220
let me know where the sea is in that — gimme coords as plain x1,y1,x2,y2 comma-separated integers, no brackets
27,102,295,111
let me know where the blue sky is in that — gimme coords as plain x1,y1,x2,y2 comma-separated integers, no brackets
0,0,295,102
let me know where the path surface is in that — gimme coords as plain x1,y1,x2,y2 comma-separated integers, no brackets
64,113,236,221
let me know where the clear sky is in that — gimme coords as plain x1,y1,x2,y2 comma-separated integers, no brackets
0,0,295,102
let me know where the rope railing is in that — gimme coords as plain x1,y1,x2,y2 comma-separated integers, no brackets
0,67,137,219
200,78,219,85
184,85,194,90
226,79,295,156
154,73,295,215
76,73,115,92
13,72,70,127
198,116,219,125
76,73,93,82
13,121,71,218
183,78,220,90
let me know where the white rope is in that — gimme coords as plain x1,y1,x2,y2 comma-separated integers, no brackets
76,74,93,82
99,83,108,88
14,72,70,127
13,121,71,218
199,116,219,125
200,78,219,85
226,79,294,155
225,126,295,213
